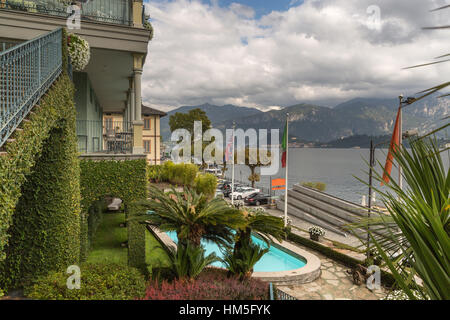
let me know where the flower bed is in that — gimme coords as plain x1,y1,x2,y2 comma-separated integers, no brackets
142,268,269,300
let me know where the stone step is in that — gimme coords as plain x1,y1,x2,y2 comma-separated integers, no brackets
293,184,369,217
276,200,348,236
282,192,349,227
286,189,363,224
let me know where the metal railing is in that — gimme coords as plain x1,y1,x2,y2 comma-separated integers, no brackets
76,120,133,154
0,27,62,147
1,0,133,26
269,283,297,300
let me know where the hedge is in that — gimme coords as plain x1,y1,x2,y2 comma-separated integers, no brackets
287,232,396,287
79,159,148,261
127,201,147,273
0,73,81,290
24,263,146,300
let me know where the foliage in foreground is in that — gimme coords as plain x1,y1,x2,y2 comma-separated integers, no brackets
25,263,146,300
222,241,268,280
142,268,268,300
353,138,449,300
226,207,284,279
166,241,219,281
133,186,244,247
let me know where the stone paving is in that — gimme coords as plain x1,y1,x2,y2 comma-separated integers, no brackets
278,247,387,300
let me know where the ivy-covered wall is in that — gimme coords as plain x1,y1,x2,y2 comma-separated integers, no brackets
79,159,148,261
0,74,81,289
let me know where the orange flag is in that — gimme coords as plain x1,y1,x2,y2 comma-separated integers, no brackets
382,107,401,185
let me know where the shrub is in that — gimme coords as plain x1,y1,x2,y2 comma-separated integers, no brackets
183,163,199,186
222,241,268,280
166,241,219,281
142,268,268,300
149,162,199,187
302,181,326,191
194,173,217,199
24,263,146,300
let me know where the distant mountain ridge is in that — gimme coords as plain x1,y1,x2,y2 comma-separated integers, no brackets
161,103,263,139
161,95,449,142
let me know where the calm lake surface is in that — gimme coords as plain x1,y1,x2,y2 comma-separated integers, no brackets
224,148,450,205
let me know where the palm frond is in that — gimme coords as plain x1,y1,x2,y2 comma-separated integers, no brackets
430,4,450,12
403,59,450,69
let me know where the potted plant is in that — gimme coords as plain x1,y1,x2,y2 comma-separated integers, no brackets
309,226,325,241
67,33,90,71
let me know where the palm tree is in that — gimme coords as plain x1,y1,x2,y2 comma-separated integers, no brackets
352,138,449,300
234,207,285,253
135,186,245,247
166,241,220,281
222,241,268,280
224,208,285,279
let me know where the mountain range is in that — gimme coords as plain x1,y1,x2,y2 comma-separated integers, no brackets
161,96,449,142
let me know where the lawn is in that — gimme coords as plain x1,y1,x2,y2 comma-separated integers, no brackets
87,212,128,264
145,228,171,268
87,211,170,268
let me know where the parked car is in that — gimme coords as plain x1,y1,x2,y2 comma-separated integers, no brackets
231,187,260,200
244,193,270,206
222,183,243,197
215,189,224,199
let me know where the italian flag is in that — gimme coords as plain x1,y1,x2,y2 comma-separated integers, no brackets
281,122,287,168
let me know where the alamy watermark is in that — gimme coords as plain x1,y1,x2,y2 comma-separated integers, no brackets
66,265,81,290
366,265,381,291
170,122,280,176
366,5,381,31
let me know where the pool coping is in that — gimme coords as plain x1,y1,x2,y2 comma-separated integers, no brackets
252,238,321,285
150,228,321,285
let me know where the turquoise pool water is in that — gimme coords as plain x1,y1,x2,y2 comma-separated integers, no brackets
165,231,306,272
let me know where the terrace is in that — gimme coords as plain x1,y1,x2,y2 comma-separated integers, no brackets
0,0,139,26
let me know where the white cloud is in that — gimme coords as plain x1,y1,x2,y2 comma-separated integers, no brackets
142,0,450,112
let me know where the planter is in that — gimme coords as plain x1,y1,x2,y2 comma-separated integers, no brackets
67,33,90,71
309,233,323,242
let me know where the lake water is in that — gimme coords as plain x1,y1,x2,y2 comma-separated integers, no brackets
224,148,450,205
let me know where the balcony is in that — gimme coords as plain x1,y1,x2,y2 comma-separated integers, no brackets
0,0,137,26
76,120,134,156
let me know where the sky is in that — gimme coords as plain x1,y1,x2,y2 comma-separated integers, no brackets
142,0,450,112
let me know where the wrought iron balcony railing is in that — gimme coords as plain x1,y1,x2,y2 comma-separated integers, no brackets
76,120,133,154
1,0,133,26
0,27,62,147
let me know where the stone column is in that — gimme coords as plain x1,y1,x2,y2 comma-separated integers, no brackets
132,54,144,154
132,0,144,28
129,77,135,122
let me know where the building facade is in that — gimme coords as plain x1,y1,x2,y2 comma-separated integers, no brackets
0,0,153,159
103,105,166,164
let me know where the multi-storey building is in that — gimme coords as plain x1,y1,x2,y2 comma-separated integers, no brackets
1,0,153,158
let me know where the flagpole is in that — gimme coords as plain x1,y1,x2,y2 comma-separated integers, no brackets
284,113,289,227
398,96,403,191
231,121,235,206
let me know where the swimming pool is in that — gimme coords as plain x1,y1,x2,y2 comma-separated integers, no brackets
165,231,306,272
